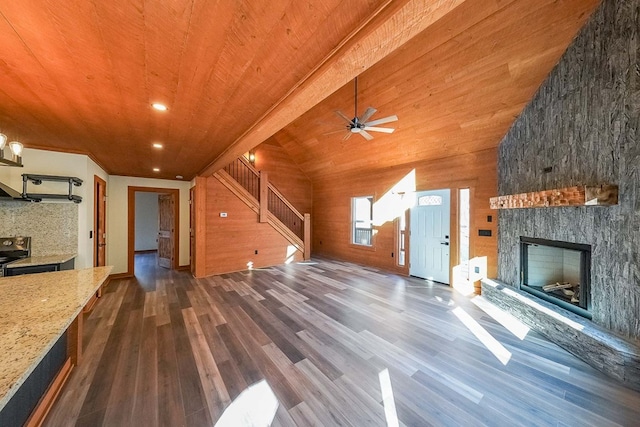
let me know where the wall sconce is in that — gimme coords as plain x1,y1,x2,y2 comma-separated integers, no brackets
248,150,256,165
0,134,24,167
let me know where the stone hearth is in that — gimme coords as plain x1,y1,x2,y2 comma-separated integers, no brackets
482,278,640,391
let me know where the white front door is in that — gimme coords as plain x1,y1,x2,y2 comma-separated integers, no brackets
410,189,451,283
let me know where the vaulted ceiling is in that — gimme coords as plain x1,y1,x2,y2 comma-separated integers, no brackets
0,0,600,181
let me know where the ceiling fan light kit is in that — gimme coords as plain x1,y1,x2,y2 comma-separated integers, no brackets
334,77,398,141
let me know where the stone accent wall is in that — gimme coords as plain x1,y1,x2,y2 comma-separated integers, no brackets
497,0,640,338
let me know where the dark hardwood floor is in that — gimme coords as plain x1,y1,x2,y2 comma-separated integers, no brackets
44,254,640,426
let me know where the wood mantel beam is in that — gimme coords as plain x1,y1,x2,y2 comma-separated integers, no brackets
198,0,467,177
490,185,618,209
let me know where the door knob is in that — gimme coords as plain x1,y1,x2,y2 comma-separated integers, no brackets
441,242,449,246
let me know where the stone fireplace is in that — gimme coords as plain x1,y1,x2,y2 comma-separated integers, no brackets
493,0,640,340
483,0,640,390
519,237,591,319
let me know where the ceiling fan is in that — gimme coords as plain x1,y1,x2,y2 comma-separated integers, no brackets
334,76,398,141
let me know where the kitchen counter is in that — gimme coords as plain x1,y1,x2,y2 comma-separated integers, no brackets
6,253,76,269
0,266,112,411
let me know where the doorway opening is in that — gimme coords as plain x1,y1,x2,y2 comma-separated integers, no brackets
127,186,180,276
409,189,451,284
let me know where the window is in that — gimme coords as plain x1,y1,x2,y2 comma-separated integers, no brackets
459,188,470,265
352,196,373,246
418,195,443,206
396,210,407,266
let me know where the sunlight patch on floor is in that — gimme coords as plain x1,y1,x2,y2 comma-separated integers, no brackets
471,296,530,340
379,368,400,427
435,295,455,306
215,380,279,427
452,306,512,365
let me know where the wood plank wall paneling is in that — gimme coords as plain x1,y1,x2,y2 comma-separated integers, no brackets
496,0,640,339
203,178,303,276
276,0,600,181
192,141,311,278
312,148,498,279
193,177,208,278
254,139,313,216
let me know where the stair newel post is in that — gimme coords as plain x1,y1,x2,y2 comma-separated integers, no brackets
304,213,311,260
259,171,268,223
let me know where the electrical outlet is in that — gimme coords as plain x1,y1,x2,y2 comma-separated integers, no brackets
255,249,258,255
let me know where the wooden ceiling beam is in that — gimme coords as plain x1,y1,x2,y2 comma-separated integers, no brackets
198,0,467,176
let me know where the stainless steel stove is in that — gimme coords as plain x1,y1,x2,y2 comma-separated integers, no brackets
0,236,31,277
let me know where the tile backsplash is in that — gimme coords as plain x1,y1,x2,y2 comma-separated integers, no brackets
0,201,78,256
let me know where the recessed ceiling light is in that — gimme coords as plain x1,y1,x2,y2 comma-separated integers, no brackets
153,168,160,172
151,103,168,111
153,143,163,148
176,175,183,179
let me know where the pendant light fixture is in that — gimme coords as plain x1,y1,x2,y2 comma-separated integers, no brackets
0,133,24,167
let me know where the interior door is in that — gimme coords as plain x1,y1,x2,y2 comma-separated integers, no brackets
94,176,107,267
410,189,451,283
157,194,174,269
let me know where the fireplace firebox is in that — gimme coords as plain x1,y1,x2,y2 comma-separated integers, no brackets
520,237,591,319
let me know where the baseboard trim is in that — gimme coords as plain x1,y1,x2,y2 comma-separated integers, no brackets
25,358,73,427
109,272,133,280
134,249,158,254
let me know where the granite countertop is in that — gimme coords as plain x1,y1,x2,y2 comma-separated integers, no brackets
6,253,77,269
0,266,112,411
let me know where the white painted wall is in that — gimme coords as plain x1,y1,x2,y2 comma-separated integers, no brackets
135,192,159,251
107,176,191,274
0,148,108,269
0,148,191,274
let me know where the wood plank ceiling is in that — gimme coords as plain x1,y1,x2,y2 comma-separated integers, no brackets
0,0,600,180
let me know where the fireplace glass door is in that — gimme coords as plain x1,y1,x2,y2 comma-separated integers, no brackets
520,237,591,319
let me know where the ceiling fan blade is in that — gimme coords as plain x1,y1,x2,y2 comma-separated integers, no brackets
364,126,395,134
359,130,374,141
359,107,377,123
364,114,398,127
323,128,349,136
335,110,353,124
343,131,353,141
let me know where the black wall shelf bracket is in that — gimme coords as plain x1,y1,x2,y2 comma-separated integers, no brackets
22,174,83,203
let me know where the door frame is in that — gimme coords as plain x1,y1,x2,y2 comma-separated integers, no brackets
189,186,195,275
409,189,451,283
93,175,107,267
127,186,180,275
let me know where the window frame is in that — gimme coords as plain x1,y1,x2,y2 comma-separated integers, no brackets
351,195,374,247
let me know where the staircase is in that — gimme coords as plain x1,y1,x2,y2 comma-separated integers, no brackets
214,156,311,260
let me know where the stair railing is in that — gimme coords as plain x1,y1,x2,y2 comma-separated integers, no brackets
221,156,310,259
